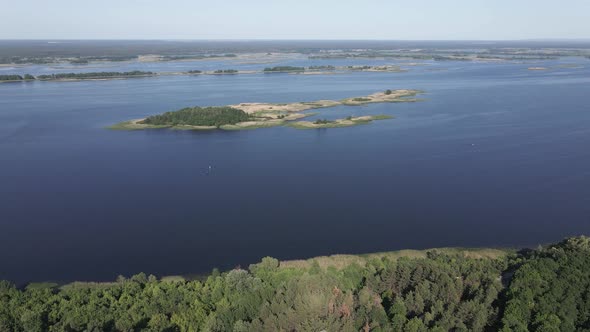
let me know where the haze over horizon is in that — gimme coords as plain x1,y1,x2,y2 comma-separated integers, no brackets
3,0,589,40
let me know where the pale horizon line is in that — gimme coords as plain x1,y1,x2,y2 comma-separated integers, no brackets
1,38,590,42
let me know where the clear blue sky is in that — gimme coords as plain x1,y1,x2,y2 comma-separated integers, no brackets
3,0,589,40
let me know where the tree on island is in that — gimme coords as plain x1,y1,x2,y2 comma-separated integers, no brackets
213,69,238,74
140,106,253,127
37,71,154,80
0,75,24,81
263,66,305,72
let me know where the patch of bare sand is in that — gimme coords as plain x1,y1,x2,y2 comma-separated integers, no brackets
231,100,340,114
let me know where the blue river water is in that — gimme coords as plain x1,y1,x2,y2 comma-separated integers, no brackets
1,57,590,283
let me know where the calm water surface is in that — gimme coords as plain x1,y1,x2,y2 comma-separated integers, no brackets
1,58,590,283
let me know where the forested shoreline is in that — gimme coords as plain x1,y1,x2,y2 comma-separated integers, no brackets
1,237,589,331
0,71,154,82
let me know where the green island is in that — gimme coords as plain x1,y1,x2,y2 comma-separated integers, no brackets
0,65,412,84
0,74,35,82
1,71,156,83
263,66,306,73
346,65,406,73
308,65,336,71
212,69,239,74
109,89,422,131
159,54,237,61
36,71,155,81
288,115,393,129
2,236,590,331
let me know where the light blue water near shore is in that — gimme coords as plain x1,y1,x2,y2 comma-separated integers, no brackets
1,57,590,283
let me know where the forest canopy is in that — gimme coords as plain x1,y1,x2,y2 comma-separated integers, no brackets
1,237,589,332
140,106,254,127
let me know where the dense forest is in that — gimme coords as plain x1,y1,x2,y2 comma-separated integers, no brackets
140,107,253,127
36,71,154,80
500,237,590,331
0,237,589,332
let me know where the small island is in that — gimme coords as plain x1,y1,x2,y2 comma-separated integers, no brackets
288,115,393,129
346,65,406,72
212,69,239,74
36,71,155,81
0,74,35,82
1,71,155,83
109,89,422,131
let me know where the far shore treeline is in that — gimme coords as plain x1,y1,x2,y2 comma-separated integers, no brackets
263,66,305,72
1,237,590,331
0,71,154,82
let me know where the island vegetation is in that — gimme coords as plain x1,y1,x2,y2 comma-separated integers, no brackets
0,63,415,85
0,56,55,64
36,71,154,80
110,89,422,131
213,69,238,74
1,236,589,332
2,71,155,82
308,65,336,71
263,66,305,72
345,65,405,72
0,74,36,82
140,107,254,128
0,74,28,82
159,54,237,61
289,115,393,129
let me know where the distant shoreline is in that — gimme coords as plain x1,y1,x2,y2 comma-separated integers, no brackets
0,65,410,84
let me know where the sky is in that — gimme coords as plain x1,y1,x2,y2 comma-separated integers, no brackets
2,0,589,40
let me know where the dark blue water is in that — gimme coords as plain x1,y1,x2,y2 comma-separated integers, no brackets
1,58,590,283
